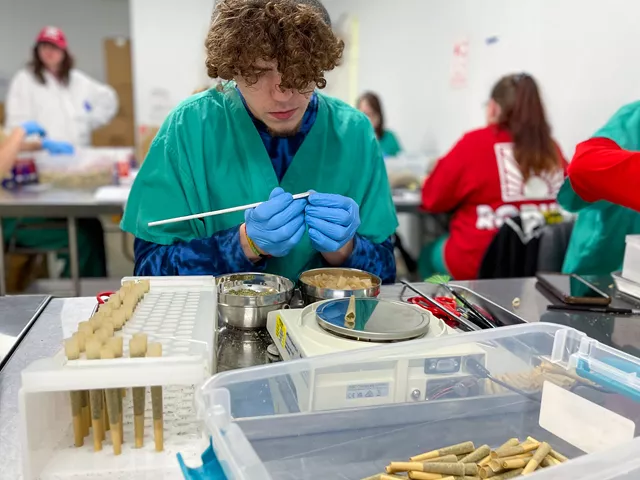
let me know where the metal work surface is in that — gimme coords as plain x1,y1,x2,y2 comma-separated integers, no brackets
0,297,95,478
0,189,124,296
0,295,51,371
2,277,640,477
0,188,123,217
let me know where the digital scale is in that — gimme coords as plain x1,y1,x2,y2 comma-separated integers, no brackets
266,298,488,411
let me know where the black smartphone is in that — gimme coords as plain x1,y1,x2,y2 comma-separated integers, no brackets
536,273,611,306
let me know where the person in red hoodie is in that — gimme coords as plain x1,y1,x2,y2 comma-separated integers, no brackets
421,73,567,280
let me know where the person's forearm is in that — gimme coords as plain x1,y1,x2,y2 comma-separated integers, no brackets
339,236,396,284
0,127,27,177
134,226,265,276
569,137,640,212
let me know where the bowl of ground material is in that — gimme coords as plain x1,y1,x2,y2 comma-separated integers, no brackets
299,267,381,305
216,273,294,330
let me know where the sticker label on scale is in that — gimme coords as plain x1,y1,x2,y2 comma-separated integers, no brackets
539,381,635,454
346,383,389,400
275,315,287,349
275,315,301,359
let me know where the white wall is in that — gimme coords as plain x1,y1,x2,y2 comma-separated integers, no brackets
0,0,130,101
129,0,215,127
323,0,640,158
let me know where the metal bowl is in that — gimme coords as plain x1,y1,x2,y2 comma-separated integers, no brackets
216,273,294,330
299,267,381,305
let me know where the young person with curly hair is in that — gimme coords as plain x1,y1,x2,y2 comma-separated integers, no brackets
122,0,398,283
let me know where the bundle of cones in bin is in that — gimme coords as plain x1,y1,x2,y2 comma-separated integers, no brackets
364,437,567,480
63,280,164,455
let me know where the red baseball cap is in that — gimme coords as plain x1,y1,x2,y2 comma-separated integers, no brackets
36,26,68,50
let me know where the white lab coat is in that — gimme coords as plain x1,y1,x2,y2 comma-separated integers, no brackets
6,68,119,146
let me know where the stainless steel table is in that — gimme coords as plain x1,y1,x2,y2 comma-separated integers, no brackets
0,189,124,297
3,278,639,477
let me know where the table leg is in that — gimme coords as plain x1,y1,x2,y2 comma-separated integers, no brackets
67,217,81,297
0,220,5,296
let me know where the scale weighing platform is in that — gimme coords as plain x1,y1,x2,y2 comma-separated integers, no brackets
266,298,489,410
267,298,452,360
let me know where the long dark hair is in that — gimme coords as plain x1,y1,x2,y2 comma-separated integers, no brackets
29,43,74,86
358,92,385,139
491,74,559,179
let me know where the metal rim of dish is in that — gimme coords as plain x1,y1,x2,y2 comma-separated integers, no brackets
315,298,431,342
216,273,295,307
299,267,381,301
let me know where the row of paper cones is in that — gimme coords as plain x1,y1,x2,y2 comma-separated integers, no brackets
64,280,163,455
362,437,568,480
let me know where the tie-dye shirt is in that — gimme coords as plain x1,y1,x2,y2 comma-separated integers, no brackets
134,91,396,283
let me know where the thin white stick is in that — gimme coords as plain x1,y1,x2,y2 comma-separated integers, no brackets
148,192,311,227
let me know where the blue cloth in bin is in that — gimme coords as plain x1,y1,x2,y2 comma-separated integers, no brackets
179,437,227,480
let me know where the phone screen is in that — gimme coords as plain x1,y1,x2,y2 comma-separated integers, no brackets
538,274,608,299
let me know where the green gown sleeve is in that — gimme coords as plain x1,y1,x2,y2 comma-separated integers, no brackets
560,101,640,275
121,110,207,245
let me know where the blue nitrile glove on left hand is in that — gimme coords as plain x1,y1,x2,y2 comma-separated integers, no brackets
41,139,75,155
20,120,46,137
306,192,361,252
245,187,307,257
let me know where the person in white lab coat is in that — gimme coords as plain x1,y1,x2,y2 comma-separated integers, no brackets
6,26,118,146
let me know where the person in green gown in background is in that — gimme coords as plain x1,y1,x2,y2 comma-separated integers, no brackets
559,101,640,275
358,92,403,158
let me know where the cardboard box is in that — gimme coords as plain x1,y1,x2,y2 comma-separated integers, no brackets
112,83,134,119
92,37,135,147
104,38,132,86
92,118,134,147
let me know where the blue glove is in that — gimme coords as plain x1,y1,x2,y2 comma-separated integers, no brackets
305,192,361,252
41,139,75,155
245,187,307,257
21,121,46,137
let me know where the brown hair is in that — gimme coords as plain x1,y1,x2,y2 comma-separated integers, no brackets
30,43,74,86
358,92,385,139
205,0,344,92
491,74,560,179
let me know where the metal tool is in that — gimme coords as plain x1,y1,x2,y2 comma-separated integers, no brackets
148,192,311,227
440,284,497,329
400,280,480,332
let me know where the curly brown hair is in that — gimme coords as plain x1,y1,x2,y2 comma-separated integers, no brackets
205,0,344,92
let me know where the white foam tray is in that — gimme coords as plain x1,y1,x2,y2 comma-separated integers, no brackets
19,276,217,480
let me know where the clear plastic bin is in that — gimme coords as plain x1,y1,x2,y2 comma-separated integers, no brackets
35,147,134,189
198,324,640,480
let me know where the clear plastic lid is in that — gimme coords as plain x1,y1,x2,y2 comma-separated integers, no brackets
197,324,640,480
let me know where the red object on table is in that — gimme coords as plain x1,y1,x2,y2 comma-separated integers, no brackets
96,291,115,304
408,296,460,328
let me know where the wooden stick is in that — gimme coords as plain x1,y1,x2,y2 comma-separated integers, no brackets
130,337,147,448
148,192,311,227
64,338,83,447
147,342,164,451
86,338,104,451
101,347,122,455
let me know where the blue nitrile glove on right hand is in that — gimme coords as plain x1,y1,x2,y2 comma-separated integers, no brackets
41,139,75,155
20,121,46,137
305,192,361,252
245,187,307,257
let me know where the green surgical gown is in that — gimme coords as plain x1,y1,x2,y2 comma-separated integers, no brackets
121,87,398,281
560,101,640,275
